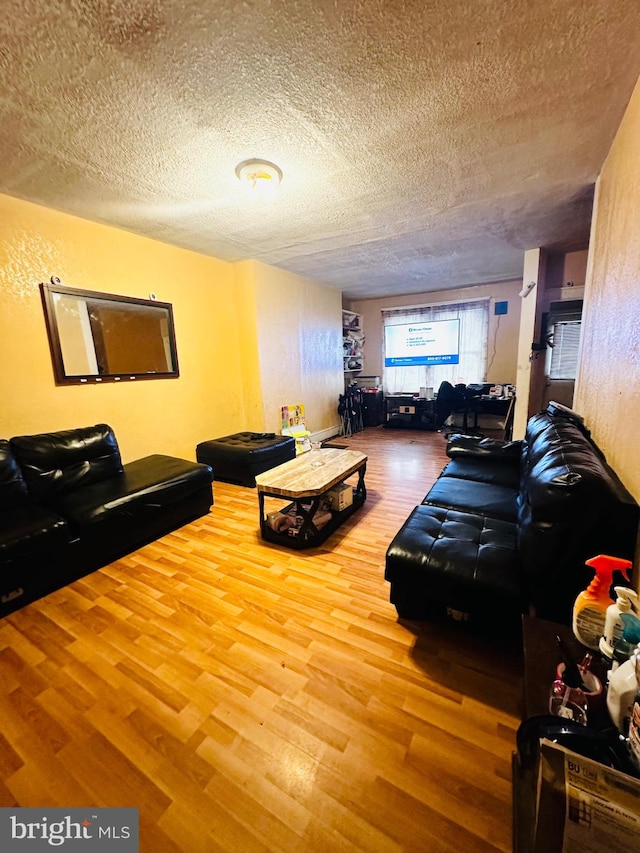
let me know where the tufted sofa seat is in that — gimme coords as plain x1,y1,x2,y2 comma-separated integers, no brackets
385,504,522,624
1,424,213,617
385,405,639,629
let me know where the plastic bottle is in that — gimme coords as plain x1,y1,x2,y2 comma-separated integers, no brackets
621,611,640,645
605,611,640,682
600,585,640,659
572,554,632,651
628,656,640,771
607,644,640,734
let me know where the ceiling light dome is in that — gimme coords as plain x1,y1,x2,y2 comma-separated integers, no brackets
235,158,283,198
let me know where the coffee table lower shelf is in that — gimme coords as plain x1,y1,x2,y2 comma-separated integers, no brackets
260,492,366,549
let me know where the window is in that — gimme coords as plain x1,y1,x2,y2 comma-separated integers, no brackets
382,300,489,395
545,300,583,381
548,320,581,380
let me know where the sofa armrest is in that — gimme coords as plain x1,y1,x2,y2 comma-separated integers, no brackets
0,439,30,508
446,433,522,461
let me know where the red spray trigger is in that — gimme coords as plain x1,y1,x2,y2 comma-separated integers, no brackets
584,554,632,601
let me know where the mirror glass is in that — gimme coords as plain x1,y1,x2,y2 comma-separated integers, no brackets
40,278,179,384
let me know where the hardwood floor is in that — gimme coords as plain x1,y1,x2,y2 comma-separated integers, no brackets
0,427,523,852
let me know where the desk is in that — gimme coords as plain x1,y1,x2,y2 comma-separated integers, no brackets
383,393,515,435
464,395,515,438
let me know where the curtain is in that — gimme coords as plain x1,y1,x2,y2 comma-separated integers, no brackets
382,300,489,395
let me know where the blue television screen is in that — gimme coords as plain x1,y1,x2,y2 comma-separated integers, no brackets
384,319,460,367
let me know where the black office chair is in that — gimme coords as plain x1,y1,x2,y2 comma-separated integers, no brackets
436,382,483,435
435,382,465,431
459,383,484,434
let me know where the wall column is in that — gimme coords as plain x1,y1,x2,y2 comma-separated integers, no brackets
513,248,544,439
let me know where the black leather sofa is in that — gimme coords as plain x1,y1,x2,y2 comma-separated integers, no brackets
0,424,213,617
385,404,639,630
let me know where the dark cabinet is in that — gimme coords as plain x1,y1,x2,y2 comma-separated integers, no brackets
384,396,437,430
361,389,385,427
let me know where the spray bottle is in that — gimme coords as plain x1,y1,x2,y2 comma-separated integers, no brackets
572,555,632,651
600,585,640,660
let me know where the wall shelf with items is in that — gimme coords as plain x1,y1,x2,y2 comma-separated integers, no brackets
343,310,364,374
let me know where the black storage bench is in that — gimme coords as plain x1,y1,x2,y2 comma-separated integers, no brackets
196,432,296,487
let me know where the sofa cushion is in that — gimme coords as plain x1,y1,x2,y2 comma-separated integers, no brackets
440,457,521,490
11,424,123,503
49,454,213,530
446,433,522,462
518,410,637,549
520,414,616,520
423,476,518,522
385,504,522,612
515,410,639,621
0,439,30,509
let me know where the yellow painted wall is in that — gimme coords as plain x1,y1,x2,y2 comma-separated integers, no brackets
0,193,244,462
575,74,640,504
348,279,522,384
233,260,265,431
251,260,344,436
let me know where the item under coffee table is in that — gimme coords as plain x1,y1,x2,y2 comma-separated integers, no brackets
255,448,367,549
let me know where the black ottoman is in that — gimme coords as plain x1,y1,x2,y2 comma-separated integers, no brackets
196,432,296,487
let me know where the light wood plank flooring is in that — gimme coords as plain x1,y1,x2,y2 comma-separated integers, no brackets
0,426,522,852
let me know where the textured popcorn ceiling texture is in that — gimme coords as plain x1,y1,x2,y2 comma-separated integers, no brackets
2,1,640,299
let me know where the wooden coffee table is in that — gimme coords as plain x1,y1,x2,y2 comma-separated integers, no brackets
255,448,367,548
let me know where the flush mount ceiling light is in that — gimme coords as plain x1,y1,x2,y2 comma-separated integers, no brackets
235,158,283,198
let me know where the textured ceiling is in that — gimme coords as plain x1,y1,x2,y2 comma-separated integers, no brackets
1,1,639,299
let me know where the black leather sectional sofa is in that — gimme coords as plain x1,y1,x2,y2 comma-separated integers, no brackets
385,404,639,630
0,424,213,617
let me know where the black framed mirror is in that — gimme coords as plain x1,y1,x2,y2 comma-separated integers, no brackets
40,277,180,385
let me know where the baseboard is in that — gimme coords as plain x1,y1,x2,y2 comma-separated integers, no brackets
310,425,342,443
